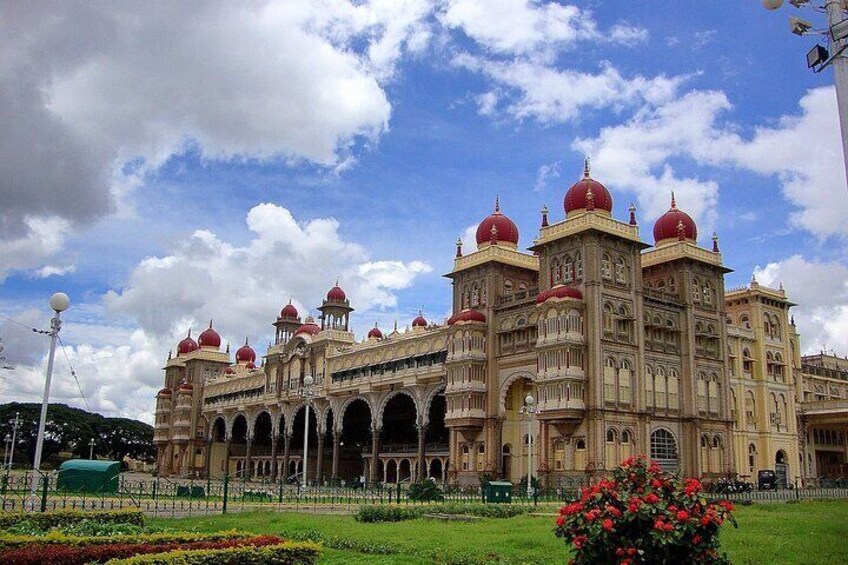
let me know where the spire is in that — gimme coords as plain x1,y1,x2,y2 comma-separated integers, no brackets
455,237,463,258
712,232,720,253
494,195,500,213
583,156,591,178
393,320,399,333
541,205,549,227
244,337,249,346
167,350,172,360
628,202,637,226
670,192,677,209
187,328,192,338
208,319,213,329
226,343,230,354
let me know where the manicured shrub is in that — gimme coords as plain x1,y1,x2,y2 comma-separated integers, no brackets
554,456,737,565
0,534,282,565
0,509,144,531
407,479,445,502
354,502,534,522
103,541,320,565
0,531,249,550
355,505,422,523
282,529,400,555
3,518,145,537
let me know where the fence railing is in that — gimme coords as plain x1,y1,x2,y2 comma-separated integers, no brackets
3,470,848,516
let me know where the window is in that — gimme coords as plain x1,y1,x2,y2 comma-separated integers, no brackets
646,366,654,408
692,278,701,303
604,357,616,403
476,444,486,472
601,254,612,280
605,429,618,469
748,443,757,475
603,302,614,335
650,429,679,472
551,258,562,285
745,391,756,429
575,252,583,281
564,256,574,283
618,360,632,405
702,281,713,305
668,370,679,409
655,367,667,409
697,373,708,413
614,257,627,284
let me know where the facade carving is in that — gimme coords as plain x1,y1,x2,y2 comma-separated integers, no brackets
153,162,839,486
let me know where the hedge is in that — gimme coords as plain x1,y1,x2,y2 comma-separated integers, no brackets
104,541,321,565
0,534,283,565
0,509,144,531
0,530,252,550
355,503,534,522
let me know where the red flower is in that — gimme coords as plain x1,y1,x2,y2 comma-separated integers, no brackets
693,534,702,545
651,479,663,489
573,535,587,549
606,505,622,518
645,492,659,504
602,519,614,531
719,500,735,512
556,516,565,527
676,510,690,522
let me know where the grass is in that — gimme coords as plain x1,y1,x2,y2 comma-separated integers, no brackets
148,501,848,564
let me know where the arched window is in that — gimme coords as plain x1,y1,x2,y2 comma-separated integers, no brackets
697,372,708,413
656,366,667,409
615,256,627,284
745,391,756,429
702,281,713,305
645,365,655,409
742,348,753,373
476,443,486,472
621,429,633,460
668,370,679,409
603,302,614,335
564,255,574,283
740,314,750,329
708,373,720,415
650,429,679,472
575,251,583,281
692,278,701,303
601,254,612,280
605,428,618,469
551,258,562,285
604,357,617,403
748,443,757,475
618,359,632,405
574,438,586,471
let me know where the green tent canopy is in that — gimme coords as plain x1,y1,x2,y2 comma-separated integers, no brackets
57,460,121,493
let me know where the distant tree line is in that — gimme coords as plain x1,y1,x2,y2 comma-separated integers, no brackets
0,402,155,468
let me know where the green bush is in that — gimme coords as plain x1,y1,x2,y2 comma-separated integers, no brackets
0,530,250,550
282,529,400,555
0,509,144,531
354,502,534,522
103,541,320,565
407,479,444,502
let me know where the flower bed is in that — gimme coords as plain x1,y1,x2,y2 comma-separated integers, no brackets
554,456,736,564
355,502,535,523
0,534,283,565
103,541,321,565
0,531,252,550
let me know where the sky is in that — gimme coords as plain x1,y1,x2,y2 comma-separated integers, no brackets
1,1,847,424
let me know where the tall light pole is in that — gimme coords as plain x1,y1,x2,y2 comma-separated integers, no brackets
301,374,314,488
8,412,19,469
89,438,95,460
32,293,70,477
763,0,848,189
3,434,10,468
520,393,536,498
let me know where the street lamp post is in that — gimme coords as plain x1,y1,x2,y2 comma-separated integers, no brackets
30,292,70,501
520,393,536,498
764,0,848,189
302,374,314,488
3,434,10,469
89,438,95,460
8,412,19,469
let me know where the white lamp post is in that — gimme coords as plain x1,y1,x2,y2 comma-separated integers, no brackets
520,393,536,498
763,0,848,190
89,438,96,460
3,434,10,469
8,412,19,469
302,374,314,488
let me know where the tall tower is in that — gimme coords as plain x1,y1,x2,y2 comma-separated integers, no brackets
274,300,301,345
318,283,354,332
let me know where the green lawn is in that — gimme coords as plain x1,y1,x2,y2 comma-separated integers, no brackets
149,501,848,564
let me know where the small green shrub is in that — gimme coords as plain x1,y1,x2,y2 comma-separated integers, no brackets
0,530,250,550
354,502,534,522
104,541,320,565
355,505,422,523
0,509,144,532
281,529,400,555
407,479,444,502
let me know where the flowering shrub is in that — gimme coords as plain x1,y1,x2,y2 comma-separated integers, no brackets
554,456,736,564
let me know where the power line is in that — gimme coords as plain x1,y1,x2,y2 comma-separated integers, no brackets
57,336,91,412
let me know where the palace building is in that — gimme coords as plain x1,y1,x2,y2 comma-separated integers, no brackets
153,162,843,487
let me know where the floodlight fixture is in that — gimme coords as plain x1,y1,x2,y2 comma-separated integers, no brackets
789,16,814,35
807,44,830,68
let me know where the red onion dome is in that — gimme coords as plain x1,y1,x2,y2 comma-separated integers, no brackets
448,309,487,325
295,317,321,336
235,339,256,363
280,300,299,319
157,387,172,396
536,285,583,304
224,367,235,375
245,361,257,370
198,320,221,349
367,324,383,339
412,312,427,327
653,193,697,244
564,159,613,216
475,197,520,248
177,330,199,355
327,283,346,302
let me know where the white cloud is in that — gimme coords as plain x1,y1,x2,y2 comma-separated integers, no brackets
0,216,73,282
105,203,432,344
572,87,847,240
754,255,848,355
0,1,435,246
535,160,561,192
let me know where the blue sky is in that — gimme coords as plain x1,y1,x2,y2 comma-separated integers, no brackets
1,1,846,422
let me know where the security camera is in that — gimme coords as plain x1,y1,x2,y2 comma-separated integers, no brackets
789,16,813,35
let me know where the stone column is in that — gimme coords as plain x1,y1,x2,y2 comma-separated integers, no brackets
224,439,231,477
417,424,427,480
244,435,253,479
331,430,341,481
282,433,291,482
316,432,325,485
370,427,380,483
205,438,213,478
270,432,279,480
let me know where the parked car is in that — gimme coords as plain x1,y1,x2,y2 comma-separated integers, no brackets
758,469,778,491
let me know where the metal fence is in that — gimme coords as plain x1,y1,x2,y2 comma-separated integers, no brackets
0,471,588,516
